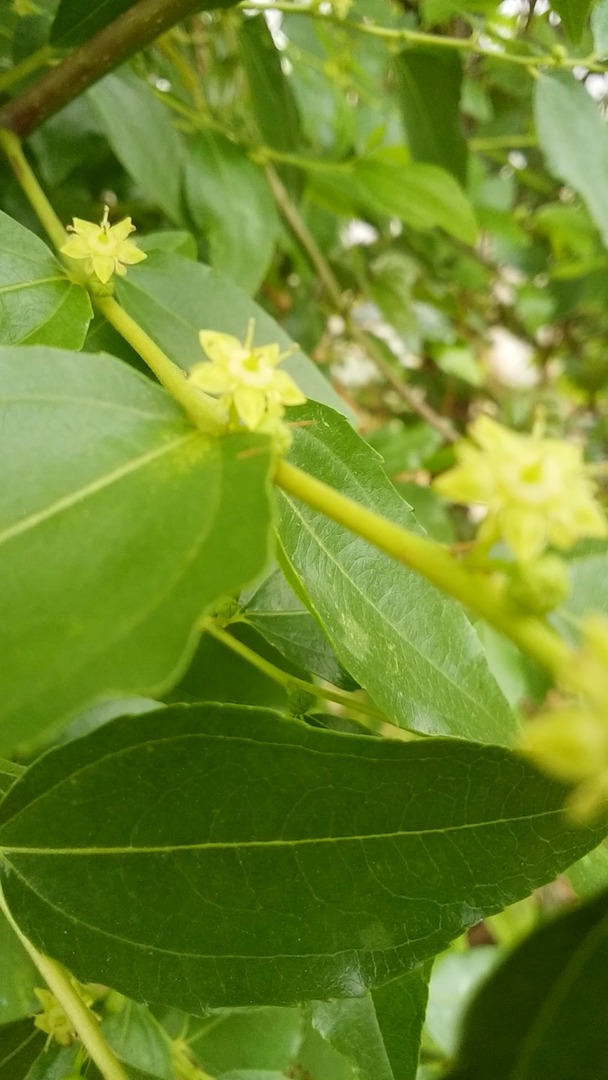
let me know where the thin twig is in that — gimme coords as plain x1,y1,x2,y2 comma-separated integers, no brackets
0,0,212,137
265,164,458,442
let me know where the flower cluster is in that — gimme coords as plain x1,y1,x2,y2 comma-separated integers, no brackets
434,415,607,563
518,615,608,822
60,205,146,284
188,320,306,449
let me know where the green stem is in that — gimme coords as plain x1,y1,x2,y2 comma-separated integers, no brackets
264,164,458,443
0,128,67,249
0,889,129,1080
203,620,387,723
95,297,224,434
0,0,213,137
246,2,606,72
275,459,572,679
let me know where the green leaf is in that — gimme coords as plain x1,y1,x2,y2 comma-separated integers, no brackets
0,346,272,753
184,131,280,294
24,1043,80,1080
549,0,594,44
535,73,608,249
0,760,23,801
0,912,38,1025
312,965,430,1080
237,15,302,157
50,0,242,47
395,50,468,185
425,946,501,1059
276,402,515,744
242,570,357,690
0,211,91,348
369,965,431,1080
187,1006,304,1074
166,625,290,711
0,1020,44,1080
446,887,608,1080
355,155,477,244
101,999,173,1080
114,253,351,417
50,0,135,46
568,843,608,899
592,0,608,53
0,703,601,1011
87,69,184,224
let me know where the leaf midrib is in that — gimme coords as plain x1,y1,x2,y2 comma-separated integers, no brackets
0,806,560,856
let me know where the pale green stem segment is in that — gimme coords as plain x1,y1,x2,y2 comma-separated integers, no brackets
244,2,606,72
0,888,129,1080
0,128,67,250
95,297,224,434
203,619,387,725
275,459,572,679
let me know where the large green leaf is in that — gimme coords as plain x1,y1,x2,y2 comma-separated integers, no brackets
395,50,467,185
549,0,594,44
0,704,601,1011
0,211,91,348
114,253,350,417
446,887,608,1080
184,131,280,294
87,69,184,224
535,73,608,249
0,346,272,753
276,401,515,744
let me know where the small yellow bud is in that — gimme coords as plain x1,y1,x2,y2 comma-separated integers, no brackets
506,554,570,614
61,204,147,284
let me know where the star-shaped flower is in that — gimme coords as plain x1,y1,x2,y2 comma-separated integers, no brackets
433,415,607,562
61,204,146,284
189,320,306,433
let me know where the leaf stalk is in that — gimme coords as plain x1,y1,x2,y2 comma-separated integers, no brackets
0,889,129,1080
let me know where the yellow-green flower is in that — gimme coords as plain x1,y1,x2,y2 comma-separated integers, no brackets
61,205,146,284
189,320,306,432
518,615,608,822
433,415,607,562
33,988,76,1047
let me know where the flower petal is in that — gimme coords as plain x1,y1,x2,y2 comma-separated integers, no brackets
233,386,267,429
198,331,243,366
